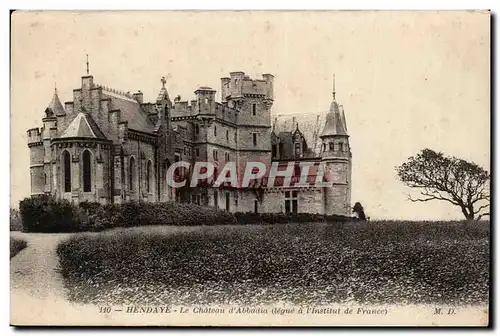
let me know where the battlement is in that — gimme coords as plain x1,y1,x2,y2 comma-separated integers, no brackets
221,71,274,102
27,127,42,145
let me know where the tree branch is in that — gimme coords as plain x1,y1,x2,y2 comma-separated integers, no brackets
476,212,490,221
473,204,490,215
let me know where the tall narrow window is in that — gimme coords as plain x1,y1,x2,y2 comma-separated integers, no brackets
146,160,152,193
214,126,217,136
195,124,199,135
253,133,257,147
272,144,277,158
82,150,92,192
129,156,136,191
225,192,230,211
339,143,344,152
329,142,334,151
252,103,256,116
294,143,301,157
63,151,71,192
285,190,299,215
226,130,229,141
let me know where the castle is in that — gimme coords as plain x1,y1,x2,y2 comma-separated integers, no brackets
27,70,352,216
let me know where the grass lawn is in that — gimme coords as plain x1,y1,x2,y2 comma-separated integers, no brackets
57,221,490,306
10,238,27,259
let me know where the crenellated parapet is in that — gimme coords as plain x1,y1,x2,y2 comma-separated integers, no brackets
27,127,42,147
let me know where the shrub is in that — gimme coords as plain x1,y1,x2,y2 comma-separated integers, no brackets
10,208,23,231
19,195,79,233
10,238,27,258
18,196,236,232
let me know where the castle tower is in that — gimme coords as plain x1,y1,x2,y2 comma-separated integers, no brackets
42,87,64,195
222,72,274,185
195,86,216,115
27,127,44,196
320,75,352,216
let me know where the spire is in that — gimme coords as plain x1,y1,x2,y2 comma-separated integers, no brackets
45,86,66,117
320,76,348,138
157,76,171,104
86,54,90,75
332,73,336,101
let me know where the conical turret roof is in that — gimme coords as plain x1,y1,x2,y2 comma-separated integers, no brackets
320,100,348,137
45,88,66,117
320,75,348,138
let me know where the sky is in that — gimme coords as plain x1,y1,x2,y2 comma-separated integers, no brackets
10,11,490,220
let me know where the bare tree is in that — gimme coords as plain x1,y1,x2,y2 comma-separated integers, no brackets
396,149,490,221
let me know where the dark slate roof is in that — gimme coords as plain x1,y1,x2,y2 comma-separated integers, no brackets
320,100,348,137
60,112,106,139
103,89,155,134
45,89,66,117
272,113,326,155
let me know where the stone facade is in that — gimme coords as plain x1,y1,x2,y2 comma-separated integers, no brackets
27,71,352,216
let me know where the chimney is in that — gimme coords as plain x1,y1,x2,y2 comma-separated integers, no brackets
133,90,144,104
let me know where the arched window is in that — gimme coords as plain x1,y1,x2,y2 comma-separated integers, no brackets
82,150,92,192
63,151,71,192
146,160,152,193
129,156,136,191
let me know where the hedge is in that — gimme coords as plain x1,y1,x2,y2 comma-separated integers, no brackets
19,196,236,233
18,195,358,233
233,212,355,224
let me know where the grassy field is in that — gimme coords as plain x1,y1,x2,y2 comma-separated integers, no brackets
57,221,490,306
10,238,27,259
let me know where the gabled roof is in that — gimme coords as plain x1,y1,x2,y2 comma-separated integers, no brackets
45,88,66,117
103,89,155,133
60,112,106,139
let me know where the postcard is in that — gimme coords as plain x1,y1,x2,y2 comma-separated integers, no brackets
10,10,490,327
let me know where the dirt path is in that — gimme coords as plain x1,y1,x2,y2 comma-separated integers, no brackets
9,232,88,325
10,232,72,299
